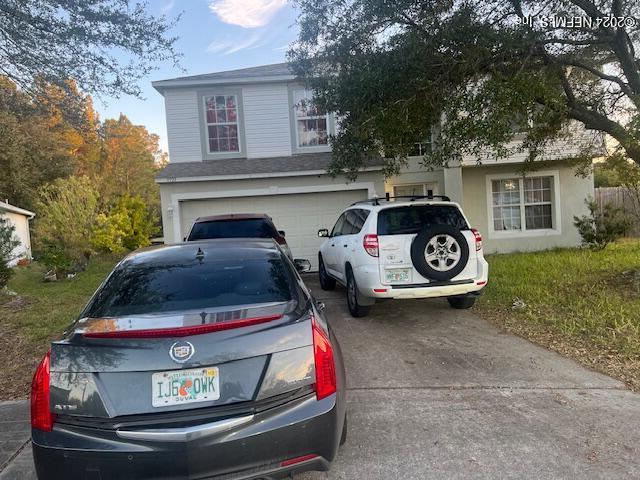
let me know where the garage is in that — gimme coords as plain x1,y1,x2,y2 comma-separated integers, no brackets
179,189,368,270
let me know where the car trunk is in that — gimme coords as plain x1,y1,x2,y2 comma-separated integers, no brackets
49,302,314,420
376,204,478,285
378,231,478,284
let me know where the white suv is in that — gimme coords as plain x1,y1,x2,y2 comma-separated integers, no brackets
317,196,489,317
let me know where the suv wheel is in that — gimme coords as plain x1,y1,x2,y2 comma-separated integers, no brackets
411,225,470,281
346,269,370,318
318,256,336,291
447,296,476,309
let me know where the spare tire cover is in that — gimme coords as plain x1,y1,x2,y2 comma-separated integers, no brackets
410,225,469,281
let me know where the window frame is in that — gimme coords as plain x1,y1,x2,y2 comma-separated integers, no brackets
288,85,333,154
392,183,439,198
198,88,246,160
485,171,561,239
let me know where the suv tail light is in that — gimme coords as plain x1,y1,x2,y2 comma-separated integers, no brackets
311,316,337,400
471,228,482,251
31,350,55,432
363,234,379,257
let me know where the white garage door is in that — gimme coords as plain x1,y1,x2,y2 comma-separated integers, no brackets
179,189,368,270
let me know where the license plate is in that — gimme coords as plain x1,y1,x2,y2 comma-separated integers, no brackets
385,269,410,283
152,367,220,407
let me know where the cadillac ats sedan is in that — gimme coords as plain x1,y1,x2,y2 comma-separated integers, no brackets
31,239,346,479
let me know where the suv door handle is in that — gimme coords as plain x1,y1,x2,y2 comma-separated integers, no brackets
343,244,348,248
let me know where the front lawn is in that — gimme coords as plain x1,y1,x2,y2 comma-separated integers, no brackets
475,239,640,390
0,255,120,399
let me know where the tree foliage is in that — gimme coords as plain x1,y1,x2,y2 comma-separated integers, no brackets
289,0,640,178
0,217,20,289
0,0,181,99
92,195,157,253
33,176,100,274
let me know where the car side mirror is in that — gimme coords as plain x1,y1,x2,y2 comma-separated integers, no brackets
318,228,329,238
183,237,187,242
294,258,312,273
278,230,286,237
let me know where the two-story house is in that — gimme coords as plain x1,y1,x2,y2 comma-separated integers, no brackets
153,63,597,269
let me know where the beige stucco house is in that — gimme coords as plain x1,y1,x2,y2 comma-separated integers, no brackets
153,63,598,269
0,200,34,267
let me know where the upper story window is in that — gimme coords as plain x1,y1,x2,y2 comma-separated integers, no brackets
293,90,329,148
204,95,240,153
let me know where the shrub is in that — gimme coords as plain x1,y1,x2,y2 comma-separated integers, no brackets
33,176,99,275
0,217,20,288
573,198,631,250
91,195,157,253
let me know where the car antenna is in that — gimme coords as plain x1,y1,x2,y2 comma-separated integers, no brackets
196,247,205,262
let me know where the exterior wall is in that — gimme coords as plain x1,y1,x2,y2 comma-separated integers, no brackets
460,122,604,166
1,212,32,266
164,89,202,163
243,84,292,158
159,171,385,243
461,162,593,254
384,158,445,196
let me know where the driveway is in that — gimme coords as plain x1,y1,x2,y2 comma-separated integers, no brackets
2,275,640,479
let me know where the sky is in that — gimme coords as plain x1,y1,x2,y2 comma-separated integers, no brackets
95,0,300,153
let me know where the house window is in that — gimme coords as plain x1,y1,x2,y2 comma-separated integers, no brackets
393,183,438,198
204,95,239,153
491,176,554,232
293,90,329,148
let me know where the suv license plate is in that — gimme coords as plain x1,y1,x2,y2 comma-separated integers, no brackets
385,269,410,283
152,367,220,407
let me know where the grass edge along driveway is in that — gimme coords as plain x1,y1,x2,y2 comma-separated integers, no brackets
475,239,640,391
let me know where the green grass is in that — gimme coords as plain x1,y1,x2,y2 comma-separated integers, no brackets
3,255,121,342
476,239,640,388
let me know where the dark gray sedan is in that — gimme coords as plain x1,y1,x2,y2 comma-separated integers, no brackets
31,239,346,479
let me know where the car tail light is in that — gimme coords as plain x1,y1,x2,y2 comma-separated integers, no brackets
31,350,55,432
311,316,336,400
363,234,379,257
83,314,283,338
471,229,482,251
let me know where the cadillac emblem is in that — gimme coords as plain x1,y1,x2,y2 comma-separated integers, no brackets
169,341,195,363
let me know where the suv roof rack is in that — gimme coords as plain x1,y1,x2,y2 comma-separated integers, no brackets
350,193,451,206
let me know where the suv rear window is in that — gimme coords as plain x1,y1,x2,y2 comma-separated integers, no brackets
377,205,468,235
188,219,277,241
84,257,293,317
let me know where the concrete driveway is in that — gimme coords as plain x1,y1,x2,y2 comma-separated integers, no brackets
2,275,639,479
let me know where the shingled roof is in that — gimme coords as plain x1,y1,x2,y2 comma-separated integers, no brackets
153,63,294,91
156,153,385,182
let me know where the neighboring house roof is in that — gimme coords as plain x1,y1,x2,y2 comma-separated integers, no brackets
155,152,385,183
0,200,35,218
153,63,294,92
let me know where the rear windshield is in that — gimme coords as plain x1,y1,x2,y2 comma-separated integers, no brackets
188,219,277,241
84,257,294,317
377,205,468,235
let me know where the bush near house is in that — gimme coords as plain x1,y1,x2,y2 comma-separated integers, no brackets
476,240,640,390
573,198,631,250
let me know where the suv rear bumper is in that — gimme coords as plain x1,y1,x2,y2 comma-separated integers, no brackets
32,393,342,480
353,259,489,300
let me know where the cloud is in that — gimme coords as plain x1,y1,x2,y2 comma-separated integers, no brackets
206,32,266,55
209,0,288,28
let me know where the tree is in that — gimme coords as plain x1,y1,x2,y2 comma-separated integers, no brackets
0,217,20,289
289,0,640,178
92,195,158,253
0,0,181,99
33,176,100,274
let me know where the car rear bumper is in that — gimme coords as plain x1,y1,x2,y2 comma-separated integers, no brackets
353,258,489,299
32,393,342,480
